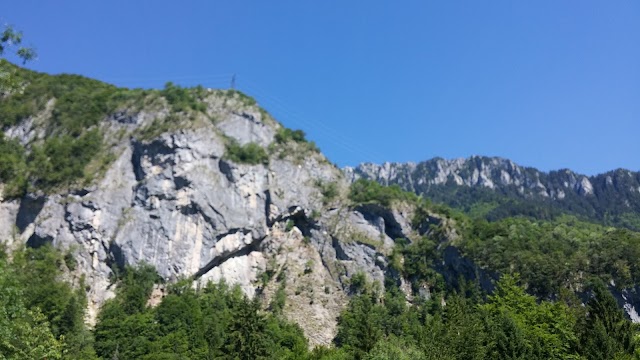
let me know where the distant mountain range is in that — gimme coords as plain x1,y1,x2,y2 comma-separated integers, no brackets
345,156,640,229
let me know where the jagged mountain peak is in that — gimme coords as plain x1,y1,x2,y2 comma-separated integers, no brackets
346,155,591,194
345,156,640,228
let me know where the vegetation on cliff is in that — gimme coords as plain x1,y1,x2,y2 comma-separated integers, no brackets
1,244,637,359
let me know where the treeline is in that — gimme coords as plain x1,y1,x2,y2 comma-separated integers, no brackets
0,245,92,359
93,265,309,359
0,245,311,359
98,272,638,359
332,274,638,360
1,244,638,359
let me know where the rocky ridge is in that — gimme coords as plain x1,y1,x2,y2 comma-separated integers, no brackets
345,157,640,226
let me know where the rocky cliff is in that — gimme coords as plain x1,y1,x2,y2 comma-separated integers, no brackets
0,70,445,346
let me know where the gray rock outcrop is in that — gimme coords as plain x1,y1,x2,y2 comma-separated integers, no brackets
0,90,428,346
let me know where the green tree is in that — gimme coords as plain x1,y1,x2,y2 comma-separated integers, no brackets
12,246,81,337
335,292,386,358
363,336,424,360
93,265,160,358
480,274,579,359
264,317,309,359
198,281,243,355
307,346,354,360
224,297,270,359
0,254,63,359
0,25,36,93
0,26,36,63
118,264,160,315
153,290,207,357
439,295,487,360
93,306,157,359
580,281,637,359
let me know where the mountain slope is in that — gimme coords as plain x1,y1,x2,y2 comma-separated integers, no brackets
0,62,438,345
2,62,640,351
345,157,640,229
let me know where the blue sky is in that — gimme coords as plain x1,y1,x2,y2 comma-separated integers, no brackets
4,1,639,175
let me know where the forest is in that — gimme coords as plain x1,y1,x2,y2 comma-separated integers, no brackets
2,224,638,359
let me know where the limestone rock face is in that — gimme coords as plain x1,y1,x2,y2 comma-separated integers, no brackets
0,91,425,346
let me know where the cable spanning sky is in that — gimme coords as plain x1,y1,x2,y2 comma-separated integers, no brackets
4,1,639,175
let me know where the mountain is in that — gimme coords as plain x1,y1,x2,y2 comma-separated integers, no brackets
0,61,436,345
2,61,640,357
345,157,640,229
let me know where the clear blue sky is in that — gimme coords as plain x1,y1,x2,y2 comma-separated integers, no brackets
4,1,639,175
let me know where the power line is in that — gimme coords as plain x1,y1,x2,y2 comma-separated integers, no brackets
241,82,381,164
240,79,386,164
87,72,384,165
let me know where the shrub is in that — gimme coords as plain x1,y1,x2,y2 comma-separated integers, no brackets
64,251,77,271
225,141,268,165
28,129,103,189
160,82,206,113
274,128,307,144
285,220,295,232
270,127,320,161
223,89,257,106
316,180,339,205
0,132,27,194
270,283,287,314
